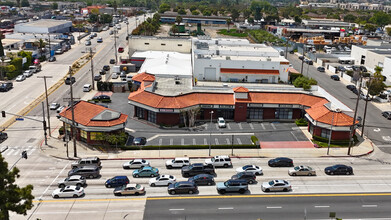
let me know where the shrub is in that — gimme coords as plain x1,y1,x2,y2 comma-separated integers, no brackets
293,76,317,90
59,126,65,135
295,118,308,126
250,136,259,145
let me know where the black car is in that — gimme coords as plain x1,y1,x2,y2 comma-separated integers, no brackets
305,59,313,65
0,132,8,142
337,66,346,72
94,75,102,81
352,88,362,95
109,59,115,64
92,95,111,101
330,75,340,81
289,50,294,54
352,66,360,71
268,157,293,167
99,70,106,75
382,111,391,119
324,164,353,175
65,77,76,85
317,66,325,72
168,181,197,195
359,66,367,72
231,172,256,184
188,174,215,186
133,137,146,146
299,56,304,60
346,85,356,91
103,65,110,71
0,82,13,92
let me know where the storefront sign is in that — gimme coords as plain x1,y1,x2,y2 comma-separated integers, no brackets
159,108,174,112
279,104,293,108
219,105,234,109
248,103,263,107
200,104,213,108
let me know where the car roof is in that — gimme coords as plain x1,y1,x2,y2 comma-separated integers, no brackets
160,175,172,178
228,179,247,183
177,181,194,185
133,159,145,162
69,175,82,179
126,183,137,187
215,155,230,158
174,157,189,160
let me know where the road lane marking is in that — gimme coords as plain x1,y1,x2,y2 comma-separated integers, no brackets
227,123,231,130
249,123,254,130
215,124,219,130
169,209,184,211
237,138,242,145
181,138,184,145
267,206,282,209
215,138,219,145
218,207,234,210
170,138,173,145
291,131,299,141
271,123,277,130
204,138,207,145
38,162,69,200
261,123,265,130
314,205,330,208
362,205,378,208
159,139,162,146
193,138,196,145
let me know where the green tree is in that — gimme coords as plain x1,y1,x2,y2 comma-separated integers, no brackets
51,2,58,10
106,132,127,149
158,3,170,13
230,8,239,22
243,9,252,19
178,8,186,15
101,14,113,24
343,14,357,23
226,18,231,31
0,154,34,219
20,0,29,7
293,76,317,90
363,23,377,32
368,66,386,96
189,5,197,12
191,10,199,15
387,27,391,36
369,11,391,30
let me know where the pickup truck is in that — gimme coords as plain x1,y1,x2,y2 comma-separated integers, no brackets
181,163,215,177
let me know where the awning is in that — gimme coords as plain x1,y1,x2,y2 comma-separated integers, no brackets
220,68,279,75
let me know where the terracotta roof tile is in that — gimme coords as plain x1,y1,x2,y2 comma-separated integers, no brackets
233,87,249,93
132,72,155,82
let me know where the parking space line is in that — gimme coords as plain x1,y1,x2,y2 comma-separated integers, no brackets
291,131,299,141
159,139,162,146
237,138,242,145
215,138,219,145
266,206,282,209
226,138,230,145
181,138,184,145
227,123,231,130
249,123,254,130
218,207,234,210
238,123,243,130
362,205,377,208
170,139,173,145
271,123,277,130
193,139,196,145
314,206,330,208
204,138,208,145
261,123,265,130
215,124,219,130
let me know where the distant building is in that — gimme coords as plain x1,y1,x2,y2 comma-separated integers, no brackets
160,13,230,24
14,19,72,34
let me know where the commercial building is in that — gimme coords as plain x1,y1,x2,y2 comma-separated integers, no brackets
160,13,230,24
14,19,72,34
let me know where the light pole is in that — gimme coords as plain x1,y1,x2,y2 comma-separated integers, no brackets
300,44,306,75
114,27,118,64
209,111,214,156
348,72,362,155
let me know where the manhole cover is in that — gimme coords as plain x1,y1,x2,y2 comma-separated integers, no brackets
26,138,36,143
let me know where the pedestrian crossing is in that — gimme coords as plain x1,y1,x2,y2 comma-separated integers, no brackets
0,146,36,156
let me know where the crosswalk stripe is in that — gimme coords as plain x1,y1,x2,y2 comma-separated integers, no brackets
237,138,242,145
227,123,231,130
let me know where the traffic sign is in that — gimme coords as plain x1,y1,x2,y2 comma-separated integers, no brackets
15,118,24,121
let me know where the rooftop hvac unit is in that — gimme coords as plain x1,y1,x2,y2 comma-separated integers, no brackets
226,56,231,60
266,57,271,61
175,76,179,80
216,50,220,55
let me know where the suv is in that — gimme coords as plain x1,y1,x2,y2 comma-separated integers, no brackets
105,176,130,188
65,77,76,85
166,157,190,169
231,172,256,184
71,157,101,169
68,166,100,179
205,155,232,168
0,82,13,92
217,117,226,128
58,175,86,188
216,179,248,194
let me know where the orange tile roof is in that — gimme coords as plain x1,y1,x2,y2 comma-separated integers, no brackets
132,72,155,82
305,103,356,126
233,87,249,92
220,68,279,75
59,101,128,127
288,67,300,74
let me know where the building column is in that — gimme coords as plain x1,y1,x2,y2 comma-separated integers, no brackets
234,103,247,122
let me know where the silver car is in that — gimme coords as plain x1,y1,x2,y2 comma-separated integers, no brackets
288,165,316,176
122,159,150,169
261,180,291,192
58,175,86,188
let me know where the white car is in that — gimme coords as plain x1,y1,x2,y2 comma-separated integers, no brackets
58,175,86,188
122,159,150,169
52,185,84,198
217,117,226,128
261,180,291,192
236,165,263,175
23,70,33,77
165,157,190,169
49,103,60,110
15,75,26,81
149,175,176,187
56,105,66,113
112,73,119,79
205,155,232,168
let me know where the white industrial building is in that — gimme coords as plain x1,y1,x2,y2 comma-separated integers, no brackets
14,19,72,34
192,38,290,83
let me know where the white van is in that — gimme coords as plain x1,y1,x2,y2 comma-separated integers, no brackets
83,84,92,92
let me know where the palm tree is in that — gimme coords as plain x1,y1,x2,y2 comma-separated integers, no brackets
226,18,232,31
34,39,46,58
175,16,183,37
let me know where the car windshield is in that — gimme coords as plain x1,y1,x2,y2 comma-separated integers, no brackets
294,166,300,171
136,184,141,189
268,181,274,185
211,158,215,162
243,165,251,169
224,181,229,186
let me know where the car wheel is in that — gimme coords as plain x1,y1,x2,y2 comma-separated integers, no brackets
346,171,351,175
188,190,193,194
223,164,228,168
283,188,288,192
114,193,121,196
123,166,129,169
308,173,312,176
248,180,254,184
151,174,155,177
170,190,176,195
107,184,111,188
292,173,296,176
265,189,270,192
239,189,245,194
59,184,65,188
207,182,212,186
167,165,172,169
135,192,139,196
76,183,82,187
73,194,78,198
89,175,94,179
135,174,139,178
54,195,59,198
151,183,156,187
219,190,225,194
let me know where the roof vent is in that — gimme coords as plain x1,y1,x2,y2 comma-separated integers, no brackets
175,75,179,80
175,80,181,85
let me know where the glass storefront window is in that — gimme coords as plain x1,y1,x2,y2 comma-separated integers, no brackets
247,108,263,119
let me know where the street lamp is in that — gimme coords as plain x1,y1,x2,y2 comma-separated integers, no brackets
209,111,214,156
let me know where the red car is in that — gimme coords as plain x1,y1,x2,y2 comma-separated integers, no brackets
118,47,124,53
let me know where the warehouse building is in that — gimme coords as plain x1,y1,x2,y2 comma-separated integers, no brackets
14,19,72,34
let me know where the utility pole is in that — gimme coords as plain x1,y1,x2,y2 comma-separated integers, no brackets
89,47,95,90
300,45,305,75
348,73,362,155
68,66,77,157
41,102,47,145
209,111,214,156
37,76,52,136
361,77,373,137
114,27,118,64
285,40,289,59
47,33,51,57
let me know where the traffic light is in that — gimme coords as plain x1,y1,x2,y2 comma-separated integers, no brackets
1,111,5,117
21,150,27,159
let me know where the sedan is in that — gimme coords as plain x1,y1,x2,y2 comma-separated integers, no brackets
330,75,340,81
55,49,63,54
85,40,91,46
52,186,84,198
94,75,102,81
268,157,293,167
149,175,176,187
236,165,263,175
23,70,33,77
132,166,159,178
188,174,215,186
317,66,325,72
15,75,26,82
103,65,110,71
122,159,150,169
261,180,291,192
133,137,146,145
49,103,60,110
111,73,119,79
324,164,353,175
48,56,56,62
168,181,197,195
382,111,391,119
113,184,145,196
110,59,115,64
57,175,86,188
288,165,316,176
346,85,356,91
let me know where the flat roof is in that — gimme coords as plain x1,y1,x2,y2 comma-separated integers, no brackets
16,19,72,28
133,51,192,77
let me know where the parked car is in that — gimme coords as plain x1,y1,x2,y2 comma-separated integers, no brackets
122,159,150,169
48,56,56,62
109,30,114,35
113,184,145,196
0,132,8,142
103,65,110,71
111,72,119,79
352,88,362,95
317,66,325,72
288,165,316,176
346,85,356,91
56,106,65,113
68,166,100,179
133,137,146,145
181,163,215,177
188,174,215,186
85,40,91,46
236,165,263,175
352,66,360,71
168,181,197,195
216,179,248,194
92,95,111,102
360,93,372,101
105,176,130,188
166,157,190,169
337,66,346,72
55,49,63,54
359,66,367,72
304,59,313,65
71,157,101,169
324,164,353,175
110,59,115,64
132,166,159,178
149,175,176,187
99,70,106,75
15,75,26,82
382,111,391,119
49,103,60,110
23,70,33,77
217,117,226,128
58,175,86,188
268,157,293,167
261,180,291,192
205,155,232,168
120,72,127,80
52,186,84,198
126,75,133,82
94,75,102,81
97,37,103,43
0,82,13,92
330,75,340,81
231,172,256,184
118,47,124,53
65,76,76,85
298,56,304,60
